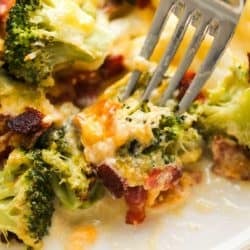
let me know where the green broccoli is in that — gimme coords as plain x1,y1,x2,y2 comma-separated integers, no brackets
115,101,202,183
36,122,104,209
146,114,201,163
196,66,250,147
122,113,201,163
0,121,105,249
4,0,112,84
0,149,54,249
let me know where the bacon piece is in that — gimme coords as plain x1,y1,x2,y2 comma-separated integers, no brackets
75,55,125,106
52,54,126,108
0,0,15,22
177,71,206,102
103,0,150,19
124,186,147,225
136,0,151,8
97,164,125,198
0,109,48,162
100,55,126,79
7,108,44,135
55,54,125,85
145,165,182,191
212,136,250,181
0,0,15,37
103,0,131,17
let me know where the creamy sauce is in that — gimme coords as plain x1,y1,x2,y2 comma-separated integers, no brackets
37,164,250,250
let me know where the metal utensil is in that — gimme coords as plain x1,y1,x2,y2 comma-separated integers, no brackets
123,0,246,113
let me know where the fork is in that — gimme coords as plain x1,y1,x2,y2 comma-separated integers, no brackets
122,0,246,113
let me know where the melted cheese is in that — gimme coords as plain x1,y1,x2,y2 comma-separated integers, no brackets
75,97,154,164
75,77,175,165
0,72,59,117
37,0,95,35
76,1,250,167
231,1,250,56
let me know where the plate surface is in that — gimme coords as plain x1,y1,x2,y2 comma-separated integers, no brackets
2,158,250,250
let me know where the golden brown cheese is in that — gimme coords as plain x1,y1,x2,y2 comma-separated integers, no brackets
75,98,124,163
75,90,171,164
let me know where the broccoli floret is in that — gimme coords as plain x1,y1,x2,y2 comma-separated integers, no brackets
36,122,104,209
196,66,250,147
4,0,112,84
42,148,90,209
121,113,201,165
0,123,103,249
0,150,54,249
114,101,202,183
36,126,72,156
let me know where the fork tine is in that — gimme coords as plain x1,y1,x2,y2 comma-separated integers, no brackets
122,0,176,100
178,21,236,113
160,17,211,105
142,6,194,101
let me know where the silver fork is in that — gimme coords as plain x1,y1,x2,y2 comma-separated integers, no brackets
122,0,245,113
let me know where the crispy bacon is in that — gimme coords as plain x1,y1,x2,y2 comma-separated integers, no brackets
103,0,150,19
95,164,148,224
212,136,250,181
124,186,147,225
55,54,125,84
136,0,151,8
0,0,15,22
0,109,50,164
52,54,126,108
96,164,182,224
100,55,126,79
177,71,206,102
97,164,125,198
75,55,126,106
145,165,182,191
7,108,44,135
0,0,15,37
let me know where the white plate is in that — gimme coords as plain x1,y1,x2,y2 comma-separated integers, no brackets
2,158,250,250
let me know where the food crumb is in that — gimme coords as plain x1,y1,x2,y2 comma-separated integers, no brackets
65,225,97,250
